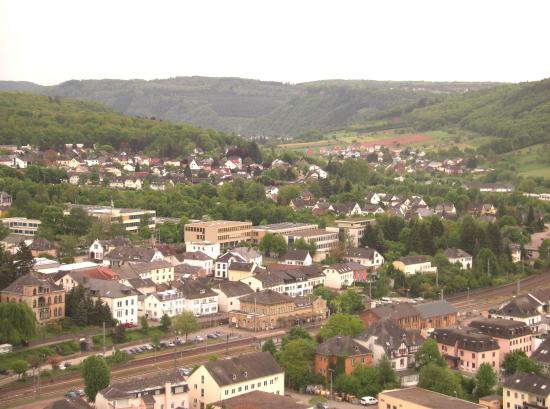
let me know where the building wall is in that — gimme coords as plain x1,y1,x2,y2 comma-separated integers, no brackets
184,221,252,248
0,287,65,324
503,387,550,409
227,269,253,282
323,269,354,289
419,313,457,330
97,294,138,325
314,353,372,377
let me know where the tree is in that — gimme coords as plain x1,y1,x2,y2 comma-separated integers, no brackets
313,287,337,305
277,338,317,389
415,339,446,369
141,316,149,333
173,312,200,340
259,233,287,257
293,237,316,256
474,363,497,399
262,338,277,355
419,362,464,398
331,289,364,314
502,350,529,375
11,359,27,378
281,326,312,348
318,314,364,340
112,324,126,343
378,355,399,389
0,302,37,345
160,314,172,332
81,355,110,402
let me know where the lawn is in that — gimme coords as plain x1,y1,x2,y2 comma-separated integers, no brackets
0,340,80,371
502,143,550,179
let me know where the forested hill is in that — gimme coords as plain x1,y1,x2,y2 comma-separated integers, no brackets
405,78,550,153
0,77,499,137
0,92,239,157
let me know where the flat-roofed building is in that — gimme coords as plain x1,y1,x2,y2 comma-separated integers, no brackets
65,204,156,233
2,217,41,236
252,222,318,244
378,387,486,409
283,229,339,262
184,220,252,249
327,218,375,247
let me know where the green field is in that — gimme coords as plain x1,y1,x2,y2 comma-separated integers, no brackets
502,143,550,178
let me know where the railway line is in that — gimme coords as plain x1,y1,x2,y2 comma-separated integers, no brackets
0,337,258,409
447,271,550,313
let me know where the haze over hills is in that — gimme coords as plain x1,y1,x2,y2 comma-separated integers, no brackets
0,76,500,137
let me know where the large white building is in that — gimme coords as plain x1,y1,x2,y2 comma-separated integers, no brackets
178,280,219,316
65,204,156,233
84,278,140,325
323,264,354,289
141,288,185,319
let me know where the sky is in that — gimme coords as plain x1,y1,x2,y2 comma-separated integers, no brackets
1,0,549,85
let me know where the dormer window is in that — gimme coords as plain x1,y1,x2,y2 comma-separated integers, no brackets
243,371,248,378
232,374,237,380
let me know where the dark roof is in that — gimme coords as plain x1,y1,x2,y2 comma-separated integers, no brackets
29,236,56,251
325,263,353,274
216,252,246,263
228,261,255,271
174,263,203,275
211,390,308,409
213,281,253,298
106,246,159,262
177,280,217,299
503,373,550,394
357,320,424,354
127,277,156,289
397,255,430,265
44,398,93,409
367,303,419,321
2,272,63,294
443,248,472,259
112,260,173,277
283,249,310,261
202,352,282,386
177,251,212,261
316,335,371,357
345,247,376,259
83,278,140,299
415,300,457,319
493,295,541,318
432,328,499,352
100,370,186,398
469,318,532,339
239,290,293,305
381,387,485,409
531,337,550,365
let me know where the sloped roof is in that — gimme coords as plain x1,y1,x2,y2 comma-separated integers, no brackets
2,272,63,294
357,320,424,353
531,337,550,365
470,318,532,339
176,280,217,299
345,247,376,259
443,248,472,259
203,352,282,387
415,300,457,319
283,249,310,261
316,335,371,357
503,373,550,395
213,281,254,298
239,290,293,305
100,370,186,398
211,390,308,409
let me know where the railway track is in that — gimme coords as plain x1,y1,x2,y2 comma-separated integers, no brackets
447,271,550,312
0,337,258,409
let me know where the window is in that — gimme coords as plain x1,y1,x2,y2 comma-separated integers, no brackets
225,391,229,396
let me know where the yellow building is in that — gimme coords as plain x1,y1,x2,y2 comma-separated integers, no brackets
184,220,252,249
187,352,284,409
378,387,487,409
503,373,550,409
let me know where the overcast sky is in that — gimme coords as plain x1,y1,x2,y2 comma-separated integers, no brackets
1,0,549,85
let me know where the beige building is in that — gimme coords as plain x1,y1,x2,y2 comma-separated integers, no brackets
393,256,438,276
378,387,487,409
114,260,175,285
252,222,318,244
65,204,156,233
2,217,41,236
187,352,284,409
503,373,550,409
283,229,339,262
184,220,252,249
328,218,375,247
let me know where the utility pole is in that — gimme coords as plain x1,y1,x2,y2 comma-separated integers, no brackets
435,269,439,287
517,279,521,295
328,368,334,401
369,281,372,299
467,287,470,301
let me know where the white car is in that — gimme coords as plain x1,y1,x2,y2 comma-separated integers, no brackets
360,396,378,406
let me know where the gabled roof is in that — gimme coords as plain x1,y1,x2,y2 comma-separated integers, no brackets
177,251,212,261
432,328,499,352
239,289,293,305
83,278,139,299
216,252,246,263
414,300,457,319
503,373,550,394
283,249,310,261
2,272,63,294
213,281,254,298
100,370,186,398
105,246,159,263
316,335,371,357
231,247,261,260
367,303,419,321
493,295,541,318
176,280,217,299
357,320,424,353
397,255,430,265
211,390,308,409
202,352,282,387
443,248,472,259
531,337,550,365
228,261,255,272
469,318,532,339
345,247,376,259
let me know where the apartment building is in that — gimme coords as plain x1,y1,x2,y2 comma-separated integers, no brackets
177,280,218,316
281,229,338,262
344,247,385,273
187,352,284,409
469,318,533,360
113,260,174,285
251,222,317,244
212,281,254,312
186,241,221,259
323,263,355,289
141,288,185,319
84,278,140,325
444,248,473,270
241,266,325,297
1,217,41,236
65,204,156,233
328,218,375,247
314,335,373,378
0,273,65,324
503,373,550,409
184,220,252,249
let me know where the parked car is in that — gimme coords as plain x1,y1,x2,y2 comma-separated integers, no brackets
360,396,378,406
167,342,176,347
159,342,168,348
207,333,218,339
121,322,135,329
316,403,329,409
179,367,192,376
65,391,79,399
194,335,204,342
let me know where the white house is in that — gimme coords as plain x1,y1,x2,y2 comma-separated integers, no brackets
141,288,185,319
323,264,354,289
176,252,214,275
89,239,104,261
214,252,247,279
186,241,221,259
443,248,473,270
212,281,254,312
392,256,438,276
344,247,384,271
283,250,312,266
189,159,200,170
84,278,139,325
187,352,284,409
178,280,219,316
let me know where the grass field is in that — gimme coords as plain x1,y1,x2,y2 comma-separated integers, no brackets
502,143,550,178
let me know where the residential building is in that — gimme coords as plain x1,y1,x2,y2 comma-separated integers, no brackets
187,352,284,409
433,327,500,374
0,273,65,324
282,229,339,262
54,266,119,292
252,222,317,245
176,252,214,275
211,390,310,409
214,251,247,279
314,335,373,378
177,280,218,316
1,217,41,236
65,204,156,233
444,248,473,269
323,264,354,289
29,237,57,257
228,261,260,282
141,288,185,319
356,321,424,386
184,220,252,249
531,337,550,372
344,247,384,272
415,300,458,330
378,387,486,409
113,260,174,284
283,250,312,266
229,290,327,331
212,281,254,312
489,294,543,333
242,266,324,297
469,318,533,360
186,241,221,259
83,278,139,325
105,246,164,266
95,370,189,409
393,256,438,276
329,218,375,247
503,373,550,409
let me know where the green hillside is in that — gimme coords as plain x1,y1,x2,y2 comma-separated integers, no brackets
0,92,238,157
406,78,550,153
0,77,499,137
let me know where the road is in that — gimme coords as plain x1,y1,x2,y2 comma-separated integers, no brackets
448,271,550,314
0,336,260,409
